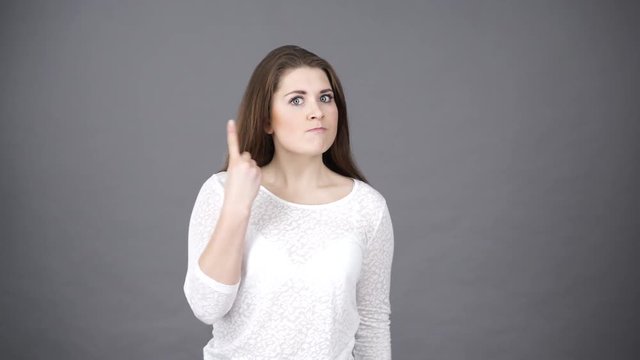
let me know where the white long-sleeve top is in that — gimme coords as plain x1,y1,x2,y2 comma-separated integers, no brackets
183,171,394,360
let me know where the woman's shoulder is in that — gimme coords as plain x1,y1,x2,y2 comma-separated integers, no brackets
197,170,227,193
211,170,228,183
350,179,392,242
353,178,388,207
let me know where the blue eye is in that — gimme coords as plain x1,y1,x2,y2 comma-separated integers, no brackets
290,96,303,105
320,94,333,103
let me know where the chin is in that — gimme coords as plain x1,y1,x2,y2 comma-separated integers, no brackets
279,140,335,156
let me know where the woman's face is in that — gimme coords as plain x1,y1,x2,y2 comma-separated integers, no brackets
267,66,338,157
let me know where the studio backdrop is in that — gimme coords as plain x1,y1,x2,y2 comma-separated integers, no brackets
2,0,638,359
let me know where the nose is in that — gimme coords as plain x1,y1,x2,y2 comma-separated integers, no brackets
307,100,325,120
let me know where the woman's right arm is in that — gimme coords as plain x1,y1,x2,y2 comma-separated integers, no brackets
183,119,261,325
183,176,250,325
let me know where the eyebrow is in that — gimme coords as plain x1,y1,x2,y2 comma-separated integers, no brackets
283,88,334,97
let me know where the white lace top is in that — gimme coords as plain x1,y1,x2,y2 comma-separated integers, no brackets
183,171,394,360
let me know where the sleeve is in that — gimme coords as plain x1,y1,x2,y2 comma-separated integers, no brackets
353,199,395,359
183,175,240,325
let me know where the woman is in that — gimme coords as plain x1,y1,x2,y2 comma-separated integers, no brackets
183,45,394,359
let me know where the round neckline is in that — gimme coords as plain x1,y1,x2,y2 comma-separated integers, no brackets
259,178,358,209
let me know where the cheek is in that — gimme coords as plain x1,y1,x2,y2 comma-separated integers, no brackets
319,102,337,120
327,106,339,126
270,108,304,140
270,106,292,131
273,116,298,134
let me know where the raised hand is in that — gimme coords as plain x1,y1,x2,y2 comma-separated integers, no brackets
223,119,262,212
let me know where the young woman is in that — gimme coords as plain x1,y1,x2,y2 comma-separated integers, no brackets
183,45,394,359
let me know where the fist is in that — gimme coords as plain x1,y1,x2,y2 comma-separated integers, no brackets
223,119,262,211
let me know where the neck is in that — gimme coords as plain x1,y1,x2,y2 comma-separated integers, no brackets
262,152,330,191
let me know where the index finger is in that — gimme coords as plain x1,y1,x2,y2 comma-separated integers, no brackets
227,119,240,159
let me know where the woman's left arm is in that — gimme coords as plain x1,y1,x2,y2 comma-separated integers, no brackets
354,200,395,359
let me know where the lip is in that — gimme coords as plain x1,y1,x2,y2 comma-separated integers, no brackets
307,127,327,132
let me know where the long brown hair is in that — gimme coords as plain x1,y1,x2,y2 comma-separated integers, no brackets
218,45,368,184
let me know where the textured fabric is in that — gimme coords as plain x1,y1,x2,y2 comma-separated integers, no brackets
183,171,394,360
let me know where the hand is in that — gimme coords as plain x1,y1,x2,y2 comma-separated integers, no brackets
223,119,262,211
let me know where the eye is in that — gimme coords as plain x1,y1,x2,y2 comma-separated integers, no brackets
289,96,303,106
320,94,333,103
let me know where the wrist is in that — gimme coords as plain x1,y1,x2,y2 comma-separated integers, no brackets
221,201,252,217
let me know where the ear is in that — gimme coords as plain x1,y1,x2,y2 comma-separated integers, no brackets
264,122,273,134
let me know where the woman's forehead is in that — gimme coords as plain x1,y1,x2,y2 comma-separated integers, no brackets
277,67,331,93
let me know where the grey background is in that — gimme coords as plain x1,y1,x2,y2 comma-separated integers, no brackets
2,0,638,359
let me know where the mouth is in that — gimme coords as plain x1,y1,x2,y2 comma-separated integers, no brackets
307,127,327,132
